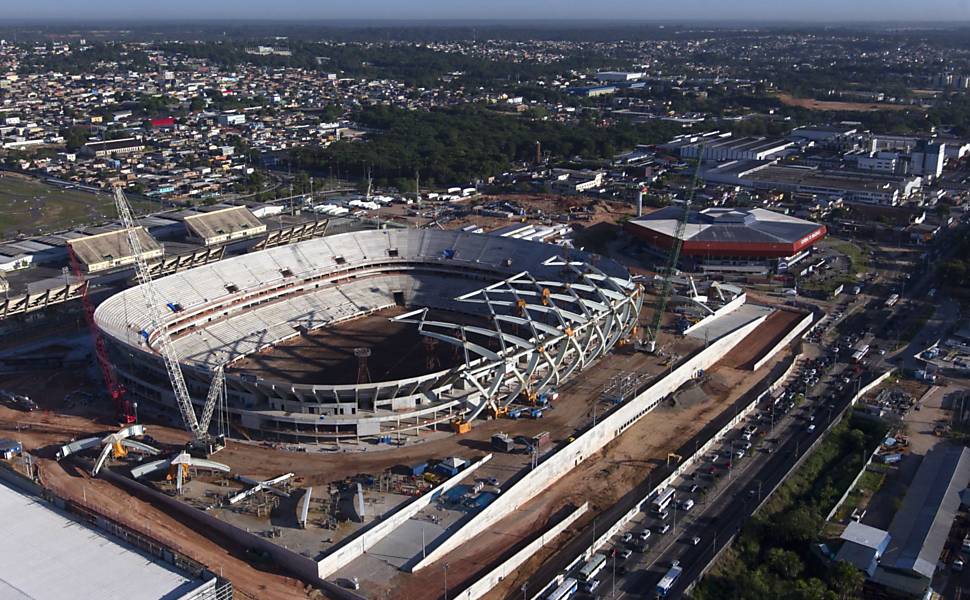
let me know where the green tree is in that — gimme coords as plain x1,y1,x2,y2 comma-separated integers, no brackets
774,506,821,545
791,578,834,600
765,548,804,580
62,126,90,151
829,562,865,599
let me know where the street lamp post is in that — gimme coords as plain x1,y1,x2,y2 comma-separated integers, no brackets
612,550,616,599
443,563,449,600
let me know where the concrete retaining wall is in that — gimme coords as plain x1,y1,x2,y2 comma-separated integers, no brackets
752,311,815,371
683,293,747,336
410,314,767,572
452,503,589,600
317,454,492,580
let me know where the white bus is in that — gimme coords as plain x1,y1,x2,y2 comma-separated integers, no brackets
546,577,578,600
651,487,676,512
656,561,683,597
851,342,870,363
576,553,608,583
885,294,899,308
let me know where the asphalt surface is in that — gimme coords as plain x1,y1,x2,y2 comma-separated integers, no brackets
629,367,881,599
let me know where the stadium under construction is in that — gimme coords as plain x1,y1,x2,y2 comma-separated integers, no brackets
94,228,642,442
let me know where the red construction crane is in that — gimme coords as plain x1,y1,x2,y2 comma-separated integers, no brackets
68,245,136,424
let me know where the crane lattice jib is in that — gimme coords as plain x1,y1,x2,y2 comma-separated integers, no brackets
113,188,201,436
647,148,704,344
197,364,224,436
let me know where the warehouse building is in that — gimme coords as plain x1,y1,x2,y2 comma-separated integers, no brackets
80,137,146,157
873,445,970,597
625,206,826,274
0,480,218,600
703,161,920,206
662,133,794,162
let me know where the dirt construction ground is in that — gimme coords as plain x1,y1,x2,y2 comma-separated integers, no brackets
0,305,796,600
386,314,796,600
774,92,911,112
717,309,805,370
228,307,482,385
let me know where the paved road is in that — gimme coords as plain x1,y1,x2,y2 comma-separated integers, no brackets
514,357,796,600
612,366,878,599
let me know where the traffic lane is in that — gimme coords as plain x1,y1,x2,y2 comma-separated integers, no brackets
623,362,838,574
629,371,858,597
614,362,851,596
664,381,859,597
614,417,807,597
516,358,798,598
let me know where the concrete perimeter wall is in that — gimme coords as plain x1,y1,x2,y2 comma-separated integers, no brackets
683,293,747,336
752,310,815,371
452,503,589,600
410,314,767,572
317,454,493,580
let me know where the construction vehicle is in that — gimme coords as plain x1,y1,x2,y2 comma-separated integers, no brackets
452,418,471,434
637,149,704,353
488,405,510,419
111,187,227,456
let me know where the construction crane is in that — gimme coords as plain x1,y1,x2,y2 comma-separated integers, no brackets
112,187,226,455
69,244,135,424
638,148,704,353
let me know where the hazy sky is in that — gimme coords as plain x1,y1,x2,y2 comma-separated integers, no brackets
3,0,970,22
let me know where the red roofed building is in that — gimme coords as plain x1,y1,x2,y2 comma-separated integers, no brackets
150,117,175,128
625,206,827,274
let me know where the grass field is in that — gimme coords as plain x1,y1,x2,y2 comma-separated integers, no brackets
0,174,156,239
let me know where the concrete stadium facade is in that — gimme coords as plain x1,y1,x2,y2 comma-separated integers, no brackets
95,229,641,441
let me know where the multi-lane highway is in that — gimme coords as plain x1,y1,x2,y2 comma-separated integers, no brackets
591,354,867,599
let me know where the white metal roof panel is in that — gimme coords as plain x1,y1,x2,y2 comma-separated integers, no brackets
0,482,205,600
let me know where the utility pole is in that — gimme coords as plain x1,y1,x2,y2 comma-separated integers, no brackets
612,549,617,599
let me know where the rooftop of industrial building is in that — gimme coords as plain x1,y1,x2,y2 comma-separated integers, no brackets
879,444,970,580
662,134,792,153
183,205,266,241
628,206,824,245
66,227,162,267
0,481,208,600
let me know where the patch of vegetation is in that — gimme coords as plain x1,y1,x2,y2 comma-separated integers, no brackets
831,241,869,276
832,468,887,524
693,415,887,600
0,174,157,238
289,105,682,189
